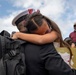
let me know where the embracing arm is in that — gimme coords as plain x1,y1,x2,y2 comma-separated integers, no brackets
12,31,58,44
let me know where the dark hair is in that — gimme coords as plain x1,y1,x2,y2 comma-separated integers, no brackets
26,20,37,32
73,23,76,27
26,13,44,32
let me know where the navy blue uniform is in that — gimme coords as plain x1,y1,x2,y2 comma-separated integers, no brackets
24,42,75,75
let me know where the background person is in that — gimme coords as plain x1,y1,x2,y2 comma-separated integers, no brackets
69,23,76,46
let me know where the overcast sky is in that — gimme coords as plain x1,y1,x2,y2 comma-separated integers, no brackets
0,0,76,39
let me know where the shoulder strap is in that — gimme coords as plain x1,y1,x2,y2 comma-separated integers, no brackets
0,58,6,75
0,35,6,59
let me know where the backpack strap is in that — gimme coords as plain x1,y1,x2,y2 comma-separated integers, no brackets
4,39,26,60
0,35,6,59
0,58,6,75
3,39,26,75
